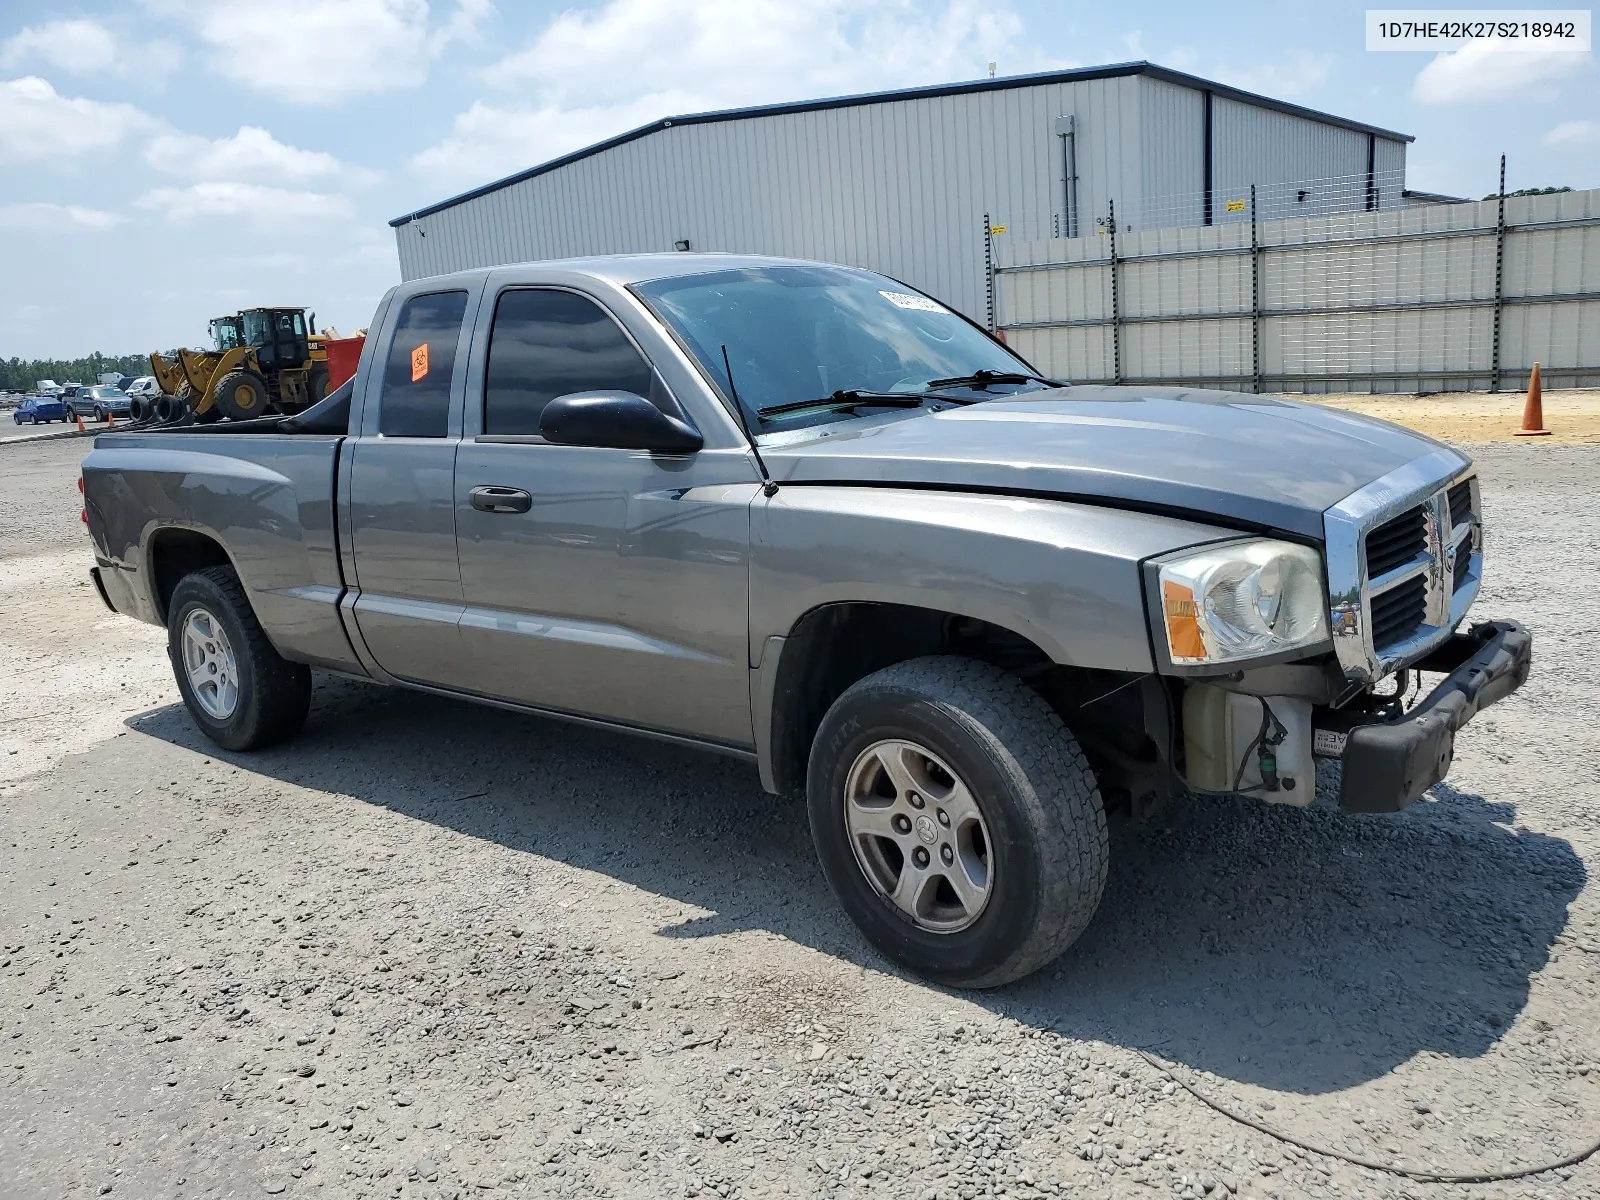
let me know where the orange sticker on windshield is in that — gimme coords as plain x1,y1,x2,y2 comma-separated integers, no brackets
410,343,429,382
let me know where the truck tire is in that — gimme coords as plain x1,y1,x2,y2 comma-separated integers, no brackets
806,655,1108,988
308,365,329,405
166,565,311,751
214,370,271,421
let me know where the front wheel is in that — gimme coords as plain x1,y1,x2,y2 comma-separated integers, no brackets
807,656,1108,988
167,565,311,751
214,370,271,421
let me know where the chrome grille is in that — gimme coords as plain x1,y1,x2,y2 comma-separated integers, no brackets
1370,575,1427,646
1324,449,1482,683
1452,539,1472,592
1365,508,1428,578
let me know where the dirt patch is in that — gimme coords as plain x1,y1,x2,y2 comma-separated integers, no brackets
1294,387,1600,445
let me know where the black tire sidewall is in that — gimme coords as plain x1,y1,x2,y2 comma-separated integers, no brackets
217,371,268,420
167,576,266,751
808,686,1049,986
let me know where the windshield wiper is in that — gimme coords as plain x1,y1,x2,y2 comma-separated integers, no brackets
756,389,977,421
922,368,1068,390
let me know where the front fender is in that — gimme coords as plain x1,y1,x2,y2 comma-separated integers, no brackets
750,485,1237,673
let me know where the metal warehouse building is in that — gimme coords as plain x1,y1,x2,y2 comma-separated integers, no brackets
390,60,1417,325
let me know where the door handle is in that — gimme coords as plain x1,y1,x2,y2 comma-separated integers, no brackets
469,485,532,514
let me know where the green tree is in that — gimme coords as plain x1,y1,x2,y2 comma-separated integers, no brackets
0,353,152,393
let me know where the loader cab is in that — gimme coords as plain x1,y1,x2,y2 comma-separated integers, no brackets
209,316,244,353
242,308,310,371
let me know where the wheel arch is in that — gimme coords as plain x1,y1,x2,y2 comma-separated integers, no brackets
759,601,1061,797
756,599,1174,811
145,525,238,625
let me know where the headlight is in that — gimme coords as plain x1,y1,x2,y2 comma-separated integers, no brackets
1157,539,1327,665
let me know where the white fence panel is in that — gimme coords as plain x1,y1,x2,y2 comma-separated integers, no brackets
994,187,1600,392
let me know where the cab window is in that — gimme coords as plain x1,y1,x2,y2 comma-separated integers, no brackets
379,290,470,438
483,289,652,436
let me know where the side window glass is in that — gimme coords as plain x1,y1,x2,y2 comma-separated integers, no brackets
484,289,653,436
380,290,469,438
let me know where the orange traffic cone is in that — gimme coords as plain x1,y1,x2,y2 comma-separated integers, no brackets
75,414,85,432
1514,363,1551,436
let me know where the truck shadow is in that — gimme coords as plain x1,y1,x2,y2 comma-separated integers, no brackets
127,674,1583,1099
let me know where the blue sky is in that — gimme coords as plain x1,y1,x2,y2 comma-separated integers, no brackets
1,0,1595,360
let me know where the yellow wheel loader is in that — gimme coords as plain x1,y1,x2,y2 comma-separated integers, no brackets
148,308,330,422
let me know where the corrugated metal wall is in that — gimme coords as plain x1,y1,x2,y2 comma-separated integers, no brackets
397,75,1147,320
995,188,1600,391
1137,78,1205,228
1211,97,1374,224
394,73,1408,326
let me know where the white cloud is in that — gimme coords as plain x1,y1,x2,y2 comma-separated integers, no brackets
2,18,118,72
1,18,179,78
142,125,372,185
135,182,356,224
418,0,1029,188
1413,42,1591,102
1208,51,1334,100
0,76,156,162
151,0,488,104
0,202,125,232
1544,118,1599,146
410,94,691,187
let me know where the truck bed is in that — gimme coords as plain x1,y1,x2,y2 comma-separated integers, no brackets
83,429,362,673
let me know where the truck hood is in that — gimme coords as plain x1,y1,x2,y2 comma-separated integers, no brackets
759,385,1467,539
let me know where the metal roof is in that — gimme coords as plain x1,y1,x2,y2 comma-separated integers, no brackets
390,61,1414,228
390,251,847,289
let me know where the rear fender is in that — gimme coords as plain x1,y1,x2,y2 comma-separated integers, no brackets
82,437,364,673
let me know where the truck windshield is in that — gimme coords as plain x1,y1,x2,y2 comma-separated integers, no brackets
632,265,1047,425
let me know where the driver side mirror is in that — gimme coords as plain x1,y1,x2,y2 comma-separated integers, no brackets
540,391,703,453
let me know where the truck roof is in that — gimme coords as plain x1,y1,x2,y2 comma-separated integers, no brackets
405,251,838,289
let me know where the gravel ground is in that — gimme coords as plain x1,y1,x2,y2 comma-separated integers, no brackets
2,435,1598,1200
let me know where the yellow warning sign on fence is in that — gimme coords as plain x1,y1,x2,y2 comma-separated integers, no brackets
1225,199,1246,213
988,224,1007,235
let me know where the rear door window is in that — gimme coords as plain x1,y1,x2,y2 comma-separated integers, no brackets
380,290,470,437
483,289,653,435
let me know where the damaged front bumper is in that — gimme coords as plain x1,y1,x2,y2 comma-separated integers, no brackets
1336,619,1533,813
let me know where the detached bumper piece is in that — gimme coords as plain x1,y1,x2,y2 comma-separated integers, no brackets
1338,620,1532,813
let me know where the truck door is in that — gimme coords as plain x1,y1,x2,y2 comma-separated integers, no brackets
345,287,477,684
451,286,755,748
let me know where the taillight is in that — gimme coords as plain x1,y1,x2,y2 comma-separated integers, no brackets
79,476,86,524
77,476,84,493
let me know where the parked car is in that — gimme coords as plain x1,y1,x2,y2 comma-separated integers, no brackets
126,376,160,402
67,385,133,422
81,254,1531,988
14,394,69,424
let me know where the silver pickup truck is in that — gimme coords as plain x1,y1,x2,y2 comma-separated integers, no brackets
82,254,1531,988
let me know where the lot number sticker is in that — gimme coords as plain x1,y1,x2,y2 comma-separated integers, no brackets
411,343,429,382
880,291,948,313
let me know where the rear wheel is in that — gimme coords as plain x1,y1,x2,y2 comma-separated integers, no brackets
308,366,329,405
166,566,311,751
214,370,271,421
807,656,1109,988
